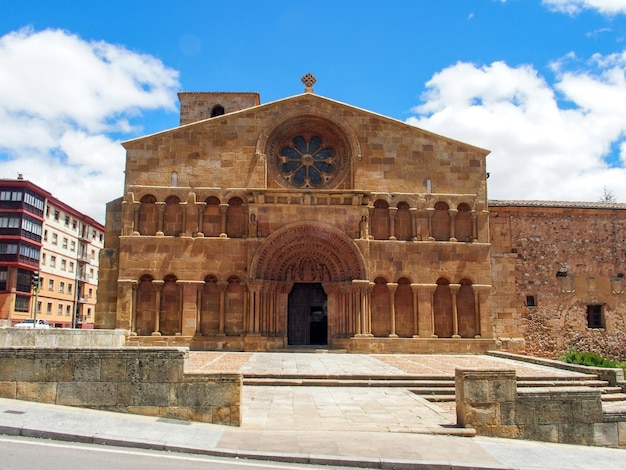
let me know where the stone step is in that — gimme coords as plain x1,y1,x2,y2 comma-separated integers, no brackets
517,379,610,388
601,392,626,402
243,377,453,387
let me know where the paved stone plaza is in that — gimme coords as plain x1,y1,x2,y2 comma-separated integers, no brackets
188,352,594,434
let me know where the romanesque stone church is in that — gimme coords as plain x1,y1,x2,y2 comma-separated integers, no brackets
96,75,626,359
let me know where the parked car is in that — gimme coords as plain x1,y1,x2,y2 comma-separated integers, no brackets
13,319,51,329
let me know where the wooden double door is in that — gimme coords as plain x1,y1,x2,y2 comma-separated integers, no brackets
287,283,327,345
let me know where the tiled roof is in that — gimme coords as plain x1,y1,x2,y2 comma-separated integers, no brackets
488,200,626,210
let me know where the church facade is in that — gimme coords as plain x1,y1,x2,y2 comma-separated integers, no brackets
95,76,626,359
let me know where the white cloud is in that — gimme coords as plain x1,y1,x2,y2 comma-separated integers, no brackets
542,0,626,15
0,28,180,222
407,57,626,203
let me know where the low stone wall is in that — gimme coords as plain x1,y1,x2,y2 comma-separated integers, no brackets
456,368,624,447
0,329,127,348
0,347,241,426
342,337,498,354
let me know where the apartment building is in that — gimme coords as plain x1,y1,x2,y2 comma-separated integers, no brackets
0,176,104,328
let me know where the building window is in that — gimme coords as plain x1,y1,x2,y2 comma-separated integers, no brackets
51,233,57,245
54,211,59,221
50,256,56,267
36,301,41,314
99,233,103,242
41,253,46,265
62,237,68,249
59,281,65,293
0,268,7,291
15,295,29,312
87,307,92,317
46,302,52,314
69,261,74,273
48,279,54,290
67,283,72,295
43,230,48,242
70,241,76,251
66,305,71,315
58,305,63,315
526,295,536,307
61,259,66,271
88,288,93,298
64,216,70,226
587,305,604,329
72,219,77,230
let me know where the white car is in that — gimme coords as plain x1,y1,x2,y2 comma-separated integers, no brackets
13,319,51,329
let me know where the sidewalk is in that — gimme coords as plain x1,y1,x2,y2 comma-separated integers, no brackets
2,397,625,469
1,353,625,469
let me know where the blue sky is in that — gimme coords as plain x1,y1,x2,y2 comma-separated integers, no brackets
1,0,626,222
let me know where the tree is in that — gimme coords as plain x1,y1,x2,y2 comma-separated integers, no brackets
600,186,616,203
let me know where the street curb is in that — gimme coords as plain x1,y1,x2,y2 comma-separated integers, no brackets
0,426,513,470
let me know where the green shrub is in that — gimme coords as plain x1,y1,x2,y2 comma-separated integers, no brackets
562,350,617,368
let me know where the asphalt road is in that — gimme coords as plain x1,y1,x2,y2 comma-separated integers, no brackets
0,436,356,470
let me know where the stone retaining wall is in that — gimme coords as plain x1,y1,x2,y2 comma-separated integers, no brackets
456,368,624,447
0,329,127,348
0,347,241,426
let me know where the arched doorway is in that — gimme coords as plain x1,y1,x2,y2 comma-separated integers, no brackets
288,283,327,345
249,222,367,347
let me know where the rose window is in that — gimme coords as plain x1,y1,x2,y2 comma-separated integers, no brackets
279,136,335,188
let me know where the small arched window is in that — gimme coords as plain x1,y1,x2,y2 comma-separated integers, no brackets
211,105,225,117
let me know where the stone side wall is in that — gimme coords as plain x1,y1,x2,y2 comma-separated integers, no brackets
455,368,623,447
0,347,241,426
490,203,626,361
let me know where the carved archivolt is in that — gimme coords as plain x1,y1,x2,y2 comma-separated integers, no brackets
250,222,366,282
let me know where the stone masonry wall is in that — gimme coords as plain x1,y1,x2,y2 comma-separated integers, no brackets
0,347,241,425
490,203,626,361
455,368,621,447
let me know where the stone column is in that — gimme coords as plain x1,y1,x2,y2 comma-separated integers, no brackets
132,200,141,235
352,280,370,336
196,202,206,236
156,202,165,236
471,210,477,242
121,279,139,336
247,280,262,335
450,283,461,338
242,282,249,333
195,283,203,335
366,282,374,336
410,283,419,337
473,287,481,338
344,283,355,336
448,208,458,242
219,203,229,238
180,201,188,237
426,207,435,241
217,280,228,336
409,207,419,241
473,284,492,338
151,280,164,336
388,207,398,240
388,282,398,337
